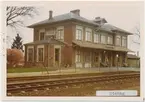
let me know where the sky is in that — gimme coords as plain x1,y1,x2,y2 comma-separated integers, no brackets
7,1,143,55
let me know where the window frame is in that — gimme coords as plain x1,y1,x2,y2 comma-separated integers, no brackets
76,29,83,40
56,26,64,40
94,33,99,43
122,36,127,47
101,34,106,44
39,29,45,40
37,45,44,62
107,35,113,45
116,35,121,46
27,46,34,62
75,50,81,62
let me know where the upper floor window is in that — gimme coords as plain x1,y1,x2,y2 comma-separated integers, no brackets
101,35,106,44
108,35,113,45
76,29,83,40
122,36,127,47
45,29,55,40
116,35,121,46
94,33,99,43
39,29,45,40
40,32,45,40
56,26,64,40
86,31,92,41
85,28,92,42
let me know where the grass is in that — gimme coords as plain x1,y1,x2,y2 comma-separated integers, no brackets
7,67,57,73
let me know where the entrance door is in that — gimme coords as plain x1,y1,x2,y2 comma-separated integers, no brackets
55,48,60,66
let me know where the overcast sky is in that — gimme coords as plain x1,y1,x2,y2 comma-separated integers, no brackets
7,1,143,55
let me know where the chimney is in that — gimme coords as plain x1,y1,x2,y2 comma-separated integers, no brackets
94,17,107,25
70,9,80,16
49,10,53,20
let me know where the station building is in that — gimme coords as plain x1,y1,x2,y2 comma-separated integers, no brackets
24,9,132,68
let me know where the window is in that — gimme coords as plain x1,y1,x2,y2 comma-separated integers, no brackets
38,48,44,62
86,31,92,41
116,36,121,46
101,35,106,44
108,36,113,44
85,52,91,62
94,33,99,43
27,48,33,62
39,32,45,40
75,50,81,62
122,36,127,47
56,27,64,40
57,29,63,40
76,29,83,40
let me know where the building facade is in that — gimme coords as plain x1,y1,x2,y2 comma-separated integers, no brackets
24,9,132,68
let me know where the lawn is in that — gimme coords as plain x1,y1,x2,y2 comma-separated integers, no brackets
7,67,58,73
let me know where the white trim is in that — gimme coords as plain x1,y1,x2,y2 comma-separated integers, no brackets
85,27,92,41
76,25,83,40
54,45,61,66
37,45,44,62
27,46,34,62
56,26,64,40
39,29,45,40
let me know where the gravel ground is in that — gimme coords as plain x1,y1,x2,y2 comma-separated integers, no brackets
9,77,140,96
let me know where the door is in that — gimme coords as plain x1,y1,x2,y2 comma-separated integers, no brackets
55,48,60,66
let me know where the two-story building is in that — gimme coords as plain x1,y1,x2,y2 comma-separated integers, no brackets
24,9,132,68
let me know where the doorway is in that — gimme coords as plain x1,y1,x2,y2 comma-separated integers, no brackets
55,48,60,66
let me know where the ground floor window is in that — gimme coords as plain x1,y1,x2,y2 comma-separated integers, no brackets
85,52,91,62
27,48,33,62
38,48,44,62
75,50,81,62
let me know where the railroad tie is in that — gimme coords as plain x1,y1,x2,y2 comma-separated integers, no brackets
45,88,49,90
33,89,38,92
21,91,26,93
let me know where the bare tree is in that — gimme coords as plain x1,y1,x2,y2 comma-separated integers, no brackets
6,6,38,28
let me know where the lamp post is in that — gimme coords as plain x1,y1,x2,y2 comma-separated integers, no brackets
116,54,119,72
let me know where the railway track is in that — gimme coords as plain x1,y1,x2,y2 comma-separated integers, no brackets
7,72,139,95
7,71,139,82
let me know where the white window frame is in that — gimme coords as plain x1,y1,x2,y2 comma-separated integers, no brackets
27,46,34,62
101,35,106,44
94,33,99,43
75,50,81,62
122,36,127,47
85,28,92,42
108,35,113,45
37,45,44,62
39,29,45,40
116,35,121,46
76,25,83,40
56,26,64,40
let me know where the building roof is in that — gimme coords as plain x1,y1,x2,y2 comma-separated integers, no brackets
24,39,67,45
127,54,140,59
100,24,133,35
28,12,99,28
72,40,133,52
